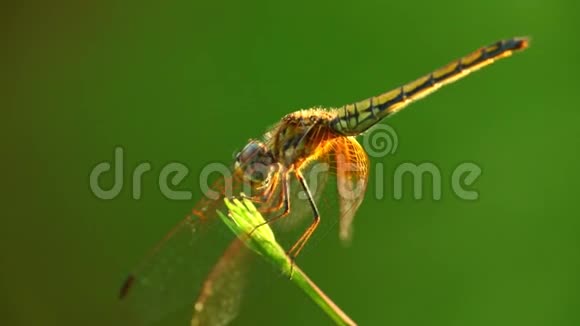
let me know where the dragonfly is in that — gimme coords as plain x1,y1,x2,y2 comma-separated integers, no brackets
120,37,529,325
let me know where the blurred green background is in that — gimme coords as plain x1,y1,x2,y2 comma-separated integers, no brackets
2,0,580,325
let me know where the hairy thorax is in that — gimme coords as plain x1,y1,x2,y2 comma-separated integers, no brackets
268,108,339,168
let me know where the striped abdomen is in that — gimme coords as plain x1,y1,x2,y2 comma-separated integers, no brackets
330,37,529,135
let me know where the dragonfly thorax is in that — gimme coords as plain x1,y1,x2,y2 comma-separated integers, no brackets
234,140,277,186
273,109,338,167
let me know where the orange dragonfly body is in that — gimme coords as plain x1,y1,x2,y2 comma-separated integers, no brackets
120,37,529,325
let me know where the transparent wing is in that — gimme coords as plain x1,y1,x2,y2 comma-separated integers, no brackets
191,239,253,326
120,210,237,324
119,165,331,325
332,137,369,243
119,173,251,325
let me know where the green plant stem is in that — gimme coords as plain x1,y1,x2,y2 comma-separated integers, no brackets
218,197,356,326
290,264,356,326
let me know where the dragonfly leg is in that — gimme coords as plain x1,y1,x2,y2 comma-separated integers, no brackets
234,192,261,203
228,186,273,205
252,173,286,214
287,170,321,263
254,193,285,214
248,171,291,235
234,172,280,205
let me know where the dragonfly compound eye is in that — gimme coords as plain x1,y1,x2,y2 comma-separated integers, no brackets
235,141,275,184
236,141,260,164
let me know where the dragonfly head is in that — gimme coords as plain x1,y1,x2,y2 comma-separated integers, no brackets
234,140,276,186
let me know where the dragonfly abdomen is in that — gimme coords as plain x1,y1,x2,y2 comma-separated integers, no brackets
330,37,529,135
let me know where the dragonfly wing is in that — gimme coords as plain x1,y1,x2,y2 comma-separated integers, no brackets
191,239,254,326
121,170,296,325
120,213,241,325
120,174,254,325
333,136,369,243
